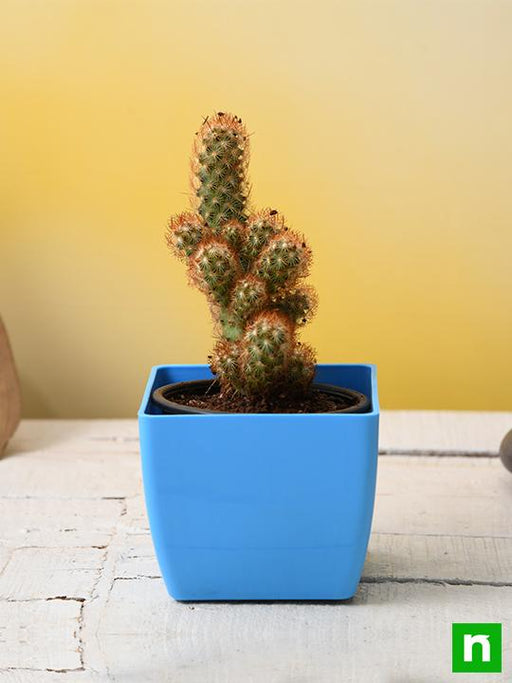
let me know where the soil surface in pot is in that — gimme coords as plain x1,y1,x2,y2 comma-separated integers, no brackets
168,384,359,414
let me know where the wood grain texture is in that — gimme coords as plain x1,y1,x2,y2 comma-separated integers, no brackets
113,530,512,586
1,417,512,681
97,577,512,683
374,456,512,537
9,408,512,459
366,533,512,585
0,449,140,499
0,673,98,683
0,319,21,456
379,410,512,455
0,599,83,671
0,547,106,600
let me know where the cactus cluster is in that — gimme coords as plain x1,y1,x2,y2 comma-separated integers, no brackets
167,113,317,400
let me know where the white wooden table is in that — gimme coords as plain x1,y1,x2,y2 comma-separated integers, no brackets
1,413,511,682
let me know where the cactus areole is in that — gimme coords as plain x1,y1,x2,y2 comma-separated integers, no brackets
155,113,368,413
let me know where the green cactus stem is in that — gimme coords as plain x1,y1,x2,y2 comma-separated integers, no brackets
190,240,240,308
242,210,283,265
191,113,249,230
273,285,318,326
167,113,318,401
241,312,293,395
166,212,204,259
230,275,267,324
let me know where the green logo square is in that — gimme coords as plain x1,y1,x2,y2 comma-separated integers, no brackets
452,623,502,673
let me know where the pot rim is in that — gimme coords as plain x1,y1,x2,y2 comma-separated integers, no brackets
152,379,370,415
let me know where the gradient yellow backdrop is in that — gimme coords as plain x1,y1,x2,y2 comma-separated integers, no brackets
1,0,511,417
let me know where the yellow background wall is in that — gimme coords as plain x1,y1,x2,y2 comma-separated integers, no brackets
1,0,511,417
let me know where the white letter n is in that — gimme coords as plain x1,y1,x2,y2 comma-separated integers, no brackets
464,634,491,662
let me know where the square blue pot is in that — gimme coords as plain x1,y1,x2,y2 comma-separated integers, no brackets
138,363,379,601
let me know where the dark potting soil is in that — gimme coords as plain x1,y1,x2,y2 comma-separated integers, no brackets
168,385,357,414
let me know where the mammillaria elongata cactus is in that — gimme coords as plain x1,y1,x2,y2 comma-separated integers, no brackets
167,113,317,404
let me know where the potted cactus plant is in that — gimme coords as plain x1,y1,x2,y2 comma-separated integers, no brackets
139,113,379,600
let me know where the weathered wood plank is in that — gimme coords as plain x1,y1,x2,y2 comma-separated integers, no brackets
380,410,512,454
113,530,512,586
8,412,512,459
123,494,149,530
0,547,105,601
365,533,512,584
0,673,98,683
122,455,512,540
0,545,10,578
0,599,82,671
2,417,512,680
115,456,512,583
2,528,113,550
0,498,122,541
115,532,159,580
0,451,140,499
3,453,509,535
375,456,512,537
96,577,512,683
6,420,139,456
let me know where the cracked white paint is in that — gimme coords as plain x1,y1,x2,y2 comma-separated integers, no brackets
0,599,83,671
1,416,511,681
0,547,107,601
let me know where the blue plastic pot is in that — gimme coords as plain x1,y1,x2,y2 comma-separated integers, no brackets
138,363,379,601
